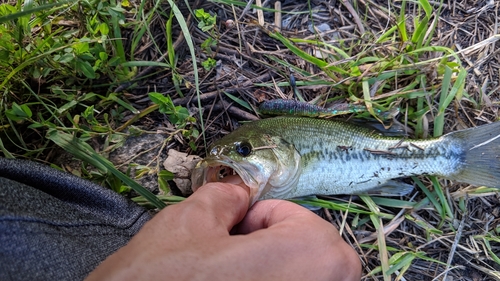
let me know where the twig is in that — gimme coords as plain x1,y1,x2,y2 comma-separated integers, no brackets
220,100,259,121
255,0,264,26
274,1,281,30
441,199,466,281
341,0,365,35
172,72,274,106
363,148,396,156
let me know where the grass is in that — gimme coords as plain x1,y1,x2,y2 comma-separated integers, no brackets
1,0,500,279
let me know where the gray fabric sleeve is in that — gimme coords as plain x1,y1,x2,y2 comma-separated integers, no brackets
0,158,153,281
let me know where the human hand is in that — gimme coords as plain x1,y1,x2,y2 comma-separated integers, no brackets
86,178,361,281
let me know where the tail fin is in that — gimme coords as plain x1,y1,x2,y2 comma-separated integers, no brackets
448,121,500,188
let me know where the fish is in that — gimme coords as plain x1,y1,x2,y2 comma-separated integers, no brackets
191,116,500,205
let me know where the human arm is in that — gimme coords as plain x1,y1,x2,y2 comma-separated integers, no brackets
85,180,361,281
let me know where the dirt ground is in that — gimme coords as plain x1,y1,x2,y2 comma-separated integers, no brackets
117,1,500,280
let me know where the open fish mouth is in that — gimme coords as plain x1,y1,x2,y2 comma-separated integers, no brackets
191,157,264,205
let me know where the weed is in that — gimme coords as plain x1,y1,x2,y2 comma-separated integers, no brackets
1,0,499,279
148,92,199,151
0,0,191,204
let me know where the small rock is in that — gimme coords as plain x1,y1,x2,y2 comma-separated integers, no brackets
109,133,167,192
110,133,166,167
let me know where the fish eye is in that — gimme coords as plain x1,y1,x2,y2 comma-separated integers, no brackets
235,142,252,157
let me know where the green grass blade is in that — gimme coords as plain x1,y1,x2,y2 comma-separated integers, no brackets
166,9,175,67
129,0,149,57
121,61,172,67
481,236,500,266
167,0,205,148
291,198,371,214
434,67,466,137
268,31,327,68
411,16,429,49
376,25,398,43
434,65,452,137
412,176,443,215
430,176,453,220
414,251,448,265
94,155,167,209
110,9,126,64
264,55,313,77
105,93,140,114
408,46,460,63
397,0,408,42
289,38,350,59
1,39,83,90
0,137,14,158
0,0,71,23
361,80,382,120
419,0,433,17
370,214,391,281
265,30,350,77
224,92,252,111
132,194,185,208
385,252,417,276
405,213,443,236
370,197,416,208
46,129,111,172
47,129,166,209
360,195,394,219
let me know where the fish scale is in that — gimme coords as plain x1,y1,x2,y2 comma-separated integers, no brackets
255,117,463,198
193,116,500,203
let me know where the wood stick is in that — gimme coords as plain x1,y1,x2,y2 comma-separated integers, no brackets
255,0,265,26
274,1,281,30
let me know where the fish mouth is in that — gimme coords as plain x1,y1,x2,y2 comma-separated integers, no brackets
191,157,265,205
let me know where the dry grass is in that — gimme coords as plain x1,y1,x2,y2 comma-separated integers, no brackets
140,1,499,280
90,0,500,279
2,0,499,279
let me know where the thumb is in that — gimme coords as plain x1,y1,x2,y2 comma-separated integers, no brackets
179,178,250,233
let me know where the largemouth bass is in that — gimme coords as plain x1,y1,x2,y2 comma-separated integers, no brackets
191,116,500,205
